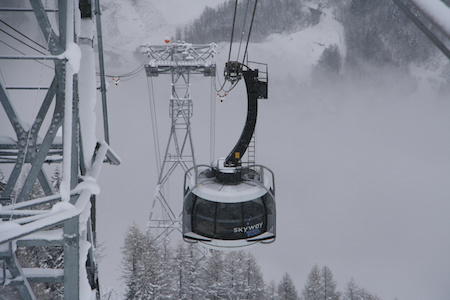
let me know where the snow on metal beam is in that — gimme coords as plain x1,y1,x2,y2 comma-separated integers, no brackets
0,142,111,245
410,0,450,39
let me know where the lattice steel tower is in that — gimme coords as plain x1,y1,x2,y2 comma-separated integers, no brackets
0,0,119,299
141,42,217,237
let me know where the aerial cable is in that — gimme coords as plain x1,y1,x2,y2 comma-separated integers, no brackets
242,0,258,65
0,40,53,70
228,0,239,62
118,69,144,82
227,0,258,64
237,0,251,60
106,67,144,83
214,75,227,94
97,64,145,79
0,20,48,52
218,0,258,97
0,28,47,55
0,39,27,56
215,73,240,97
146,76,162,175
210,76,216,162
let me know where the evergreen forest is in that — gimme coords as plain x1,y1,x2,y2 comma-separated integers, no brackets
121,224,382,300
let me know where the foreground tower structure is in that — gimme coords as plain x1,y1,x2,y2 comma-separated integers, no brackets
0,1,119,299
392,0,450,60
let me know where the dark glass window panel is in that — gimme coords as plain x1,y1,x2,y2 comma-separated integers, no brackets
192,197,267,240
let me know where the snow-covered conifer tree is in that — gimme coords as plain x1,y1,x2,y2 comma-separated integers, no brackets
266,280,279,300
121,224,147,299
343,278,358,300
121,225,174,299
343,278,381,300
199,250,227,299
223,251,246,299
51,166,62,192
173,243,204,299
156,236,175,298
241,252,266,299
301,265,322,300
277,272,299,300
321,265,340,300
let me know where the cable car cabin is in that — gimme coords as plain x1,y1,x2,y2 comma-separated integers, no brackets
183,63,275,249
183,160,275,249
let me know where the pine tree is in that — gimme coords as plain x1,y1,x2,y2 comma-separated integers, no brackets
223,251,245,299
302,265,322,300
266,280,278,300
241,252,266,299
173,243,204,299
121,224,147,299
121,225,174,299
156,236,175,299
321,265,340,300
199,250,227,299
343,279,359,300
51,167,62,192
343,278,381,300
278,272,299,300
314,44,342,77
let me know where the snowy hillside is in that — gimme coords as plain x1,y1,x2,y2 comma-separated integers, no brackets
249,7,345,85
100,0,173,68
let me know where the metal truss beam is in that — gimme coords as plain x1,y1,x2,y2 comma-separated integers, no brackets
0,0,118,299
392,0,450,59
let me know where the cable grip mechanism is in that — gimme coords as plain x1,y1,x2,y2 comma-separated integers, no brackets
224,61,243,83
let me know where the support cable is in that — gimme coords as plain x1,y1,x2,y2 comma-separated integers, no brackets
117,68,144,82
237,0,251,60
0,28,47,55
0,40,54,70
218,0,259,97
96,64,144,79
242,0,258,65
227,0,239,62
210,76,216,163
0,20,49,51
146,76,162,175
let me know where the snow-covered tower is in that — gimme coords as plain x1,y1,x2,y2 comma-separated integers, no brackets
141,41,216,236
392,0,450,59
0,0,119,298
